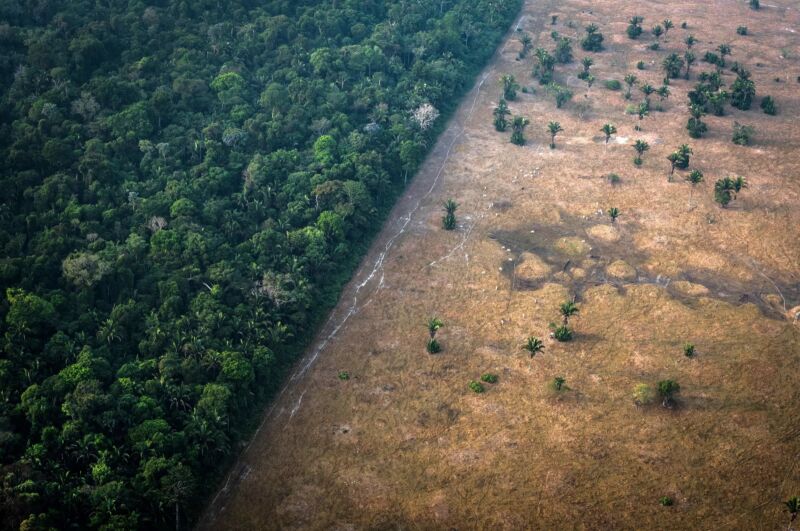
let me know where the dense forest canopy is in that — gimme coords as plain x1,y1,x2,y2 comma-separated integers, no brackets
0,0,521,528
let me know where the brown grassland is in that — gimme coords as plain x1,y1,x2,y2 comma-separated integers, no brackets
201,0,800,528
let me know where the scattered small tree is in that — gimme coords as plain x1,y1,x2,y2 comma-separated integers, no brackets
636,102,650,120
511,116,530,146
685,35,697,49
578,57,594,80
607,207,620,223
686,105,708,138
786,497,799,524
716,176,748,207
493,99,510,131
427,317,444,338
657,379,680,408
640,83,655,106
522,337,545,358
633,383,655,406
518,33,533,59
717,43,732,65
627,16,644,39
730,70,756,110
559,300,579,325
550,376,568,391
601,123,617,143
624,73,638,99
547,121,563,149
500,74,519,101
662,53,685,79
442,199,458,230
550,84,573,108
533,47,556,84
554,36,574,63
732,122,755,145
686,169,704,205
760,95,776,115
633,139,649,165
662,19,674,40
667,152,682,180
651,25,664,41
581,23,604,52
684,51,696,79
676,144,692,168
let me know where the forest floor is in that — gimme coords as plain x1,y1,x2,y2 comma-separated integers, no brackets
200,0,800,528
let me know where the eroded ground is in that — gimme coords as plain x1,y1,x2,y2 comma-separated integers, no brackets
202,0,800,528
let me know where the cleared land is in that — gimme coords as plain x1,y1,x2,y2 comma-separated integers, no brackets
202,0,800,528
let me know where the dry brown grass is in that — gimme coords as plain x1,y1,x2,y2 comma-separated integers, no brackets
201,0,800,528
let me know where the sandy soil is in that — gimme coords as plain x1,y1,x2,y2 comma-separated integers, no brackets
200,0,800,528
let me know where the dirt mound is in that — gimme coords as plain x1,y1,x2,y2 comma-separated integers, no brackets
586,224,620,242
606,260,637,281
516,252,552,281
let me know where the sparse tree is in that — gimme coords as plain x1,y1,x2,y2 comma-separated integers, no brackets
657,379,680,408
686,169,704,205
559,300,579,325
624,73,637,99
732,122,755,145
714,176,747,207
662,19,674,40
627,16,644,39
667,152,682,180
601,123,617,143
686,105,707,138
493,99,510,131
684,51,696,79
533,47,556,84
730,70,756,110
662,53,684,79
500,74,520,101
581,23,604,52
510,115,530,146
522,337,545,358
551,376,567,391
633,139,649,165
547,121,563,149
442,199,458,230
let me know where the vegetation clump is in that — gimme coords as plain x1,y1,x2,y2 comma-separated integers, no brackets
480,373,498,384
581,23,605,52
468,380,485,393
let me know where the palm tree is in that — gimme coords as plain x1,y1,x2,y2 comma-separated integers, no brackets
547,121,563,149
667,152,682,180
786,496,799,523
499,74,519,100
633,139,649,165
601,123,617,144
640,83,655,106
442,199,458,230
518,33,533,58
657,379,680,408
559,300,579,325
676,144,692,169
657,85,670,102
684,35,697,49
636,102,649,121
607,207,620,223
510,115,529,146
684,51,696,79
717,43,732,65
686,169,704,205
624,73,637,100
581,56,593,74
662,19,674,40
551,376,567,391
427,317,443,338
651,24,663,41
493,99,510,131
522,337,545,358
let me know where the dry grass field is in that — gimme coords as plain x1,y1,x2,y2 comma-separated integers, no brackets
201,0,800,528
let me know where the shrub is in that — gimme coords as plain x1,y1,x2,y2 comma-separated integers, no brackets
604,79,622,90
426,338,441,354
468,380,485,393
660,496,674,507
608,173,621,185
633,383,655,406
732,122,755,145
750,0,759,9
657,379,680,408
681,21,688,29
683,343,695,357
338,371,350,380
480,373,498,384
761,95,776,115
552,325,573,342
442,213,457,230
636,60,646,70
737,26,748,35
649,42,660,51
549,376,568,392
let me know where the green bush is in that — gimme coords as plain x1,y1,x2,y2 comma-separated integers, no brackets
468,380,485,393
633,383,655,406
637,60,646,70
480,373,498,384
553,325,573,342
426,338,442,354
604,79,622,90
737,26,748,35
683,343,695,357
761,96,777,115
338,371,350,380
659,496,674,507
